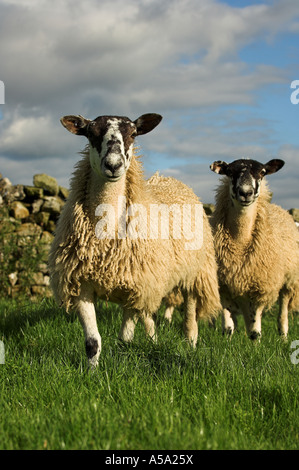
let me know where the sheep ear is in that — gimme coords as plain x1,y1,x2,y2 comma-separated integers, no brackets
134,113,162,135
263,159,285,175
210,161,229,175
60,115,91,136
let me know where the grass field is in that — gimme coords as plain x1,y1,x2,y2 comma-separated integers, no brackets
0,297,298,450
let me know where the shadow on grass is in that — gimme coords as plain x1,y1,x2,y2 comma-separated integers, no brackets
0,297,65,337
0,297,125,338
2,297,289,375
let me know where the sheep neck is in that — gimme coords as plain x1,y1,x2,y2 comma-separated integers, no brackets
92,175,126,205
226,199,258,245
86,155,146,233
88,171,127,228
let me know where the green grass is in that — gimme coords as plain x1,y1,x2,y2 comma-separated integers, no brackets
0,297,298,450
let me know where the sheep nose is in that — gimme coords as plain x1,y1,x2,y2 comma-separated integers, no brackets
238,188,253,199
104,160,123,173
103,153,124,176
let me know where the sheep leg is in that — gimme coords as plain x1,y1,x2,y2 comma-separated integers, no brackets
183,292,198,347
119,309,157,342
119,309,138,342
244,304,263,341
76,284,101,368
164,306,175,323
222,308,236,336
278,289,289,339
140,311,157,342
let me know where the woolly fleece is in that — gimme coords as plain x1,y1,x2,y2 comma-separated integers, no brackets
49,148,221,320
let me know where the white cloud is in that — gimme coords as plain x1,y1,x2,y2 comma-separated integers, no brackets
0,0,299,208
0,0,295,111
159,143,299,210
0,114,57,157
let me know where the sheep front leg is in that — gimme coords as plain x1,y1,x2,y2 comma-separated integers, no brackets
76,284,101,368
183,292,198,347
119,309,138,343
222,308,235,336
140,311,157,342
278,288,289,339
164,306,175,323
119,310,157,342
244,304,263,341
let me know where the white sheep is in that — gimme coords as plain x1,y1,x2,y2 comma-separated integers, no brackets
210,158,299,339
49,113,221,367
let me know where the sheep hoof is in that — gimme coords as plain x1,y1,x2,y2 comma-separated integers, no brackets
186,335,197,348
85,338,100,368
249,331,261,341
278,331,288,342
223,327,234,336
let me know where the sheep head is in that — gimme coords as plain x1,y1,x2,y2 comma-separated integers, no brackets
60,113,162,182
210,158,285,207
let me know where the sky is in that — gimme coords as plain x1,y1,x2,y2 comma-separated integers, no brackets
0,0,298,209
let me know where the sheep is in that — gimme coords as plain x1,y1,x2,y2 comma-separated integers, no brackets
49,113,221,367
210,158,299,340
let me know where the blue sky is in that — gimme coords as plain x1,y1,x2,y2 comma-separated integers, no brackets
0,0,298,208
239,33,298,148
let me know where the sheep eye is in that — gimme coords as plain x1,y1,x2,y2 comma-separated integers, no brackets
131,131,137,138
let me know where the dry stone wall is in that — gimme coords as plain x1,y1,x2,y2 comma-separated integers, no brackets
0,172,69,299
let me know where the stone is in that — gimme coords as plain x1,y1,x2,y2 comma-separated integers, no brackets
289,208,299,223
42,196,64,215
31,198,44,214
59,186,69,200
38,263,49,274
31,285,52,297
46,220,56,232
24,185,44,199
10,201,30,219
32,272,45,285
8,272,18,287
35,211,50,226
9,285,23,297
0,177,12,195
16,222,42,236
40,230,54,244
33,173,59,196
3,184,25,203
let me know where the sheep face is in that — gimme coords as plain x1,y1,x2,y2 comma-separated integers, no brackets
210,158,284,207
60,113,162,182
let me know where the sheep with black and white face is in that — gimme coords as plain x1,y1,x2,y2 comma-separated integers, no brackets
49,113,221,367
210,158,299,340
